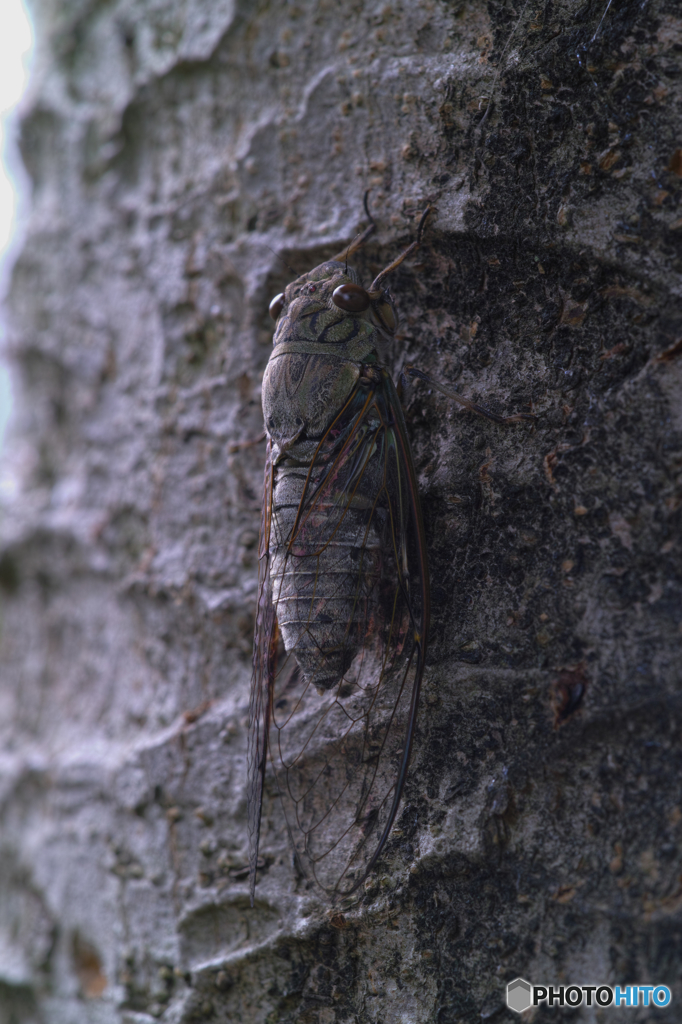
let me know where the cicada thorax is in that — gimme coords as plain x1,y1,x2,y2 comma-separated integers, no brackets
262,262,400,695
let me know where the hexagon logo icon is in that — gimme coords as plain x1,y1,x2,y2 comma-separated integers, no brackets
507,977,532,1013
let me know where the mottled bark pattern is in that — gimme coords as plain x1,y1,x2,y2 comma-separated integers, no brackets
0,0,681,1021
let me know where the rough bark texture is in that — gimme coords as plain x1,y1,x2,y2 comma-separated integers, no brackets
1,0,681,1021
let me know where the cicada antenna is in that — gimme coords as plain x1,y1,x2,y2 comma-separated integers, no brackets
368,205,431,297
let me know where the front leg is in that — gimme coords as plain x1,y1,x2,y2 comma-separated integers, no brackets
399,364,535,425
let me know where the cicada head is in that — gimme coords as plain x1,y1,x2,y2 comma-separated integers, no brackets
268,259,398,346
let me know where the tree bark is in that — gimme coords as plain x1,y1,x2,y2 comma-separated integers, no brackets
1,0,681,1021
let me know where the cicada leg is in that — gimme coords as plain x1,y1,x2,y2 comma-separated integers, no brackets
400,364,536,425
331,191,377,264
368,207,432,296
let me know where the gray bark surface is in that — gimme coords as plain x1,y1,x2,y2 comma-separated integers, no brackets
0,0,681,1021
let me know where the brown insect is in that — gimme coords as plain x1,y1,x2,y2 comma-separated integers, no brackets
247,201,532,903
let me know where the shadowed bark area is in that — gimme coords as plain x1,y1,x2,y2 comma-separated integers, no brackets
0,0,680,1021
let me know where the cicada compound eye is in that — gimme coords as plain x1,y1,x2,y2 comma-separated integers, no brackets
332,282,370,312
269,293,285,320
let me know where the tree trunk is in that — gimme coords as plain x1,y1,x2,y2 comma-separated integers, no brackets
1,0,681,1021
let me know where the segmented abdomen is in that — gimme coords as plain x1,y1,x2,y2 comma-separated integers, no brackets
270,454,384,691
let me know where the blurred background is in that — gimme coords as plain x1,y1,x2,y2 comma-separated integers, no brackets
0,0,32,465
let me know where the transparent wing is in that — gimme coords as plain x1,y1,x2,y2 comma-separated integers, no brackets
267,371,429,900
247,440,276,904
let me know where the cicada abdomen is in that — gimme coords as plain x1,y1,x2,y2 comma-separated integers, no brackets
248,211,431,902
268,374,385,691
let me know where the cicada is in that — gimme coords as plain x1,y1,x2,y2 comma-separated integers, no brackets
247,204,531,903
